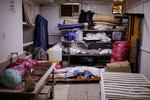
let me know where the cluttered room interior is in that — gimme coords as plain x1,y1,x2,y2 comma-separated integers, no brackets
0,0,150,100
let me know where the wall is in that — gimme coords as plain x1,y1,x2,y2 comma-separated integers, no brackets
82,2,113,15
127,0,150,80
0,0,23,63
40,2,112,44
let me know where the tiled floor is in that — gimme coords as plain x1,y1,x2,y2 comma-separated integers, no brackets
53,83,101,100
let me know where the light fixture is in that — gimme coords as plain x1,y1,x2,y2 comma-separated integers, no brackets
114,0,124,2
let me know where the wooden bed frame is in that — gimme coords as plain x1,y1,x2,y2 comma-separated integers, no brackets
0,57,56,100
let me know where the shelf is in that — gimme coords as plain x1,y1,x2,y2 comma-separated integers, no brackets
23,41,33,47
83,40,113,43
58,28,81,32
115,15,128,19
82,29,127,32
82,29,112,32
69,64,106,68
59,29,126,33
63,53,111,57
60,27,125,66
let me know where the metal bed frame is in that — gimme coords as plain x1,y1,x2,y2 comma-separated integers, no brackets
100,72,150,100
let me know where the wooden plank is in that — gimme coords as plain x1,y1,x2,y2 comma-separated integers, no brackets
0,62,56,99
33,63,56,94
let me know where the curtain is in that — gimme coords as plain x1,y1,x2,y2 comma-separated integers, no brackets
23,0,35,26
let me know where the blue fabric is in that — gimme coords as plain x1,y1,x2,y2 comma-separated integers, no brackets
34,15,48,50
64,31,76,41
73,70,83,77
71,70,95,79
83,70,94,79
57,23,84,30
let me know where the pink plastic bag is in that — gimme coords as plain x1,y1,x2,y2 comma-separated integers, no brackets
111,41,130,62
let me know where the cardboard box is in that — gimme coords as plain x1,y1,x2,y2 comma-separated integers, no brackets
105,61,131,72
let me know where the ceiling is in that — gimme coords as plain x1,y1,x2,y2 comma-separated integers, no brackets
29,0,116,5
29,0,139,5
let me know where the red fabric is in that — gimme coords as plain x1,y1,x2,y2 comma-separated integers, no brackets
8,58,39,77
8,58,38,69
111,41,130,62
55,63,62,69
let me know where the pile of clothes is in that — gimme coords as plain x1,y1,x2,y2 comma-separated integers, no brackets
83,32,111,42
54,66,102,80
0,58,38,89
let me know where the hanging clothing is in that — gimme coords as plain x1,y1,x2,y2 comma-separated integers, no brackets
78,10,94,23
34,15,48,50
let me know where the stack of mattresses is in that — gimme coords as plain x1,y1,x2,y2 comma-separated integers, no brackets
93,13,120,24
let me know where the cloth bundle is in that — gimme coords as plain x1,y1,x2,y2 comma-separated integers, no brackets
111,41,130,62
73,70,94,79
93,13,120,24
0,58,38,89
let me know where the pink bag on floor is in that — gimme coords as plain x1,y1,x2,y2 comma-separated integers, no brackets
111,41,130,62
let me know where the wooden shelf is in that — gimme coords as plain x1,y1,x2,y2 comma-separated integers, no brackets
83,40,113,43
0,63,56,99
23,41,33,47
82,29,127,32
69,64,106,68
63,53,111,57
60,27,126,66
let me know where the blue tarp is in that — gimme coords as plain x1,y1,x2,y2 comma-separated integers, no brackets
57,23,84,30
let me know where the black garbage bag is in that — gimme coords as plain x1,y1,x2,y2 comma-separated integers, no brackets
78,57,95,66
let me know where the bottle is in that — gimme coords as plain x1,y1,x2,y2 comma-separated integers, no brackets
47,45,62,62
24,69,35,92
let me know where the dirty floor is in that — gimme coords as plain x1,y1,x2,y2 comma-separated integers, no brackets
53,83,101,100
